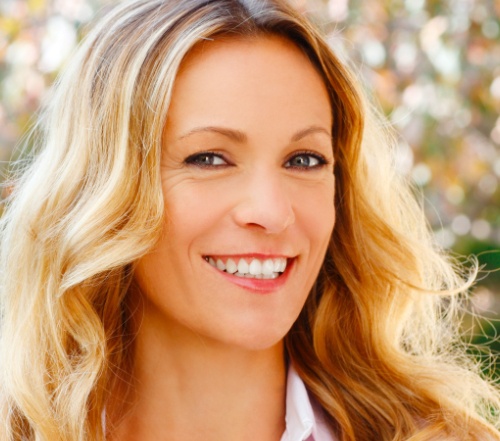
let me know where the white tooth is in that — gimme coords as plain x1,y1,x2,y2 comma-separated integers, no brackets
280,258,287,272
226,258,238,274
273,258,283,272
262,259,274,275
216,259,226,271
237,259,249,274
273,258,280,272
235,272,245,278
263,272,278,279
249,259,262,275
256,274,263,279
209,257,216,267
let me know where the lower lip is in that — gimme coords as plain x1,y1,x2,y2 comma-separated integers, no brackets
206,259,294,294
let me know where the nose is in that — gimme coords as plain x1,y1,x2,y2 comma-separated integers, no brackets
231,169,295,235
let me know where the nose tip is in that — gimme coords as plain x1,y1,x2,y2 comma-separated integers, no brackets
234,203,295,234
231,175,295,234
247,206,295,235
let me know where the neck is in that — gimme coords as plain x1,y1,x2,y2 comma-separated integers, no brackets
108,298,287,441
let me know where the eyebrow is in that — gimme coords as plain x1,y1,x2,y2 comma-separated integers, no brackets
291,126,331,142
178,125,331,143
179,126,247,142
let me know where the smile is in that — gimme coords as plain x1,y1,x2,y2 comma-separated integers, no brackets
204,256,288,279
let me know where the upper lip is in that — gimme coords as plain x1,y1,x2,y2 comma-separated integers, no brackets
203,253,295,259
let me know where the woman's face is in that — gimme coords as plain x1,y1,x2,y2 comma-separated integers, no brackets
134,35,335,351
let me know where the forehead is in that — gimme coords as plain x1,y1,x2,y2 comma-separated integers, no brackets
176,33,324,88
165,34,332,133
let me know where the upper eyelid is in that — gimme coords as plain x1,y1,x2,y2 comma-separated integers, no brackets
185,151,224,160
184,151,231,166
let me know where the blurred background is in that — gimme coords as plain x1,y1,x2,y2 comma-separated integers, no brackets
0,0,499,344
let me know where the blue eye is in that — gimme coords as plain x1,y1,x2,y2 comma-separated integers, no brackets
185,152,228,167
285,152,326,169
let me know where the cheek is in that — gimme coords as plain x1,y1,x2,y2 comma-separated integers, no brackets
163,181,229,237
292,179,335,240
288,180,335,304
134,182,221,286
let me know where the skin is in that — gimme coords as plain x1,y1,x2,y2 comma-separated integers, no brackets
112,35,335,441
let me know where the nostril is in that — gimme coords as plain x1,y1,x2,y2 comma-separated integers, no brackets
233,208,295,235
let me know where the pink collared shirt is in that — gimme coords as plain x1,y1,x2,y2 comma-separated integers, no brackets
281,366,337,441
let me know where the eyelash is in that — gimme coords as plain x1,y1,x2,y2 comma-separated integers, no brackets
284,150,328,170
184,151,230,168
184,150,329,170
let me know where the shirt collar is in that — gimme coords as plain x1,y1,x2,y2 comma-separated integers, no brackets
281,365,336,441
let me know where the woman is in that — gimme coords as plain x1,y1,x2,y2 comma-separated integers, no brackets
0,0,499,439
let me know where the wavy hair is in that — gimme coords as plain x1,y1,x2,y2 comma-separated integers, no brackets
1,0,499,439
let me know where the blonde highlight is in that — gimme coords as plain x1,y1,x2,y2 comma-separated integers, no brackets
1,0,499,440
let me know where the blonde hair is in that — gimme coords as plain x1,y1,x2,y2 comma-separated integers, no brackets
1,0,499,439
